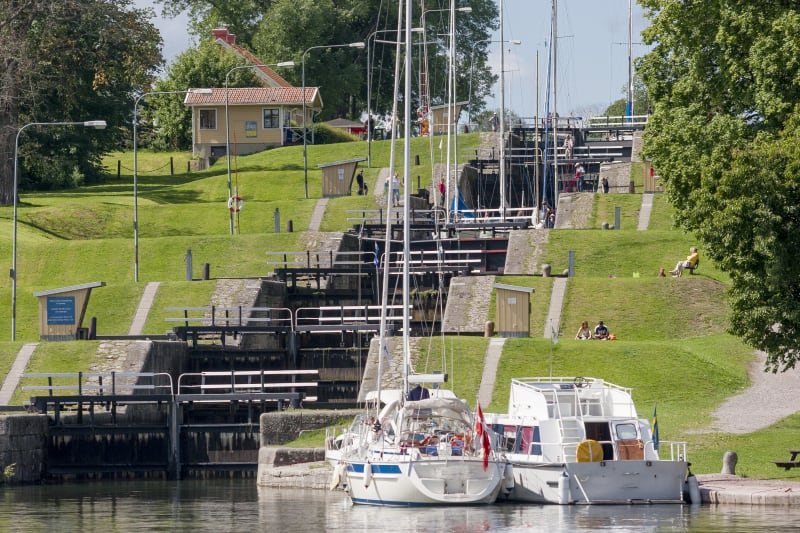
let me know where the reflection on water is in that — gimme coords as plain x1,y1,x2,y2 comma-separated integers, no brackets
0,479,797,532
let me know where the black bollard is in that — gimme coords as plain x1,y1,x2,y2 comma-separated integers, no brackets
287,220,293,233
203,263,210,280
88,317,97,340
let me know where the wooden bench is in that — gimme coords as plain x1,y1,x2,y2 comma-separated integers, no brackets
772,449,800,470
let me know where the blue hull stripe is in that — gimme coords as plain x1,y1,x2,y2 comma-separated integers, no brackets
347,463,402,475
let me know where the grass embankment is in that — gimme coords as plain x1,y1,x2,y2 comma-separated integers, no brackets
0,133,796,480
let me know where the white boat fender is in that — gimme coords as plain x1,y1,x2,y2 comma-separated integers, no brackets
684,467,700,504
329,463,346,491
558,470,571,505
503,463,515,495
364,461,373,488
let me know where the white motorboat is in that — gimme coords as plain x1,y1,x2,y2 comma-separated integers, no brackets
486,377,689,504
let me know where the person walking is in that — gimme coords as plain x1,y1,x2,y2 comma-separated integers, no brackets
391,173,401,207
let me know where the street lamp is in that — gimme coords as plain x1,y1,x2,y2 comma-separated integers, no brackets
302,42,365,199
12,120,107,341
224,62,295,233
468,39,521,127
133,88,212,283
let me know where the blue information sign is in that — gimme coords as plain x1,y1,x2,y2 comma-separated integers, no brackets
47,296,76,325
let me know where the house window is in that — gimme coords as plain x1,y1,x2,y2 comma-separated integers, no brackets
199,109,216,130
263,108,280,129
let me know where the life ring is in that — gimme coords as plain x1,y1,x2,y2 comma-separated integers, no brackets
576,439,603,462
227,196,244,212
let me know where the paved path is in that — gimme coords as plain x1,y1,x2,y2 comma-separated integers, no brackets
308,198,329,232
0,343,38,405
637,193,654,230
477,337,506,407
128,282,160,335
543,277,568,338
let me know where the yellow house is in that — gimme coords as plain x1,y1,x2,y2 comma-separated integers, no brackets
185,28,322,161
185,87,322,160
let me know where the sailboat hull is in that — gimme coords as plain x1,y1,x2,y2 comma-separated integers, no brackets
343,456,505,506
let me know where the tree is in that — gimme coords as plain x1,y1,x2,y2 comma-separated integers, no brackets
638,1,800,371
155,0,499,121
147,41,259,150
0,0,162,202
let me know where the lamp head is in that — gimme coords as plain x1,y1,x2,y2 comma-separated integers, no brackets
83,120,107,129
275,61,296,68
349,42,366,49
190,88,213,95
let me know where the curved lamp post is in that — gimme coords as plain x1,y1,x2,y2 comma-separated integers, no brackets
224,62,295,233
133,88,212,283
468,39,521,127
12,120,107,341
302,42,365,199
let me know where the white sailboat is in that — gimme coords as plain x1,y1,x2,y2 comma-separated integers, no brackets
486,377,689,504
326,0,508,506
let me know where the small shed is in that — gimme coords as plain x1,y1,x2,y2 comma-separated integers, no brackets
33,282,105,341
493,283,534,338
325,118,366,138
430,102,467,135
318,157,367,197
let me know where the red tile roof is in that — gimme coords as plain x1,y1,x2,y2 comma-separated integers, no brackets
184,87,320,107
213,28,293,88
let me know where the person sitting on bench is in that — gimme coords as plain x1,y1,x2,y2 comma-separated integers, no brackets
670,247,699,277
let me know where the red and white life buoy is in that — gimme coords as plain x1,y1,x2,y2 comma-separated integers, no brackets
227,196,244,212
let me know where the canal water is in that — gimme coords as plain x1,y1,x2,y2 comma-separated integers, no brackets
0,479,797,532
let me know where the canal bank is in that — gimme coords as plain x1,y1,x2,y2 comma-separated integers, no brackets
256,453,800,505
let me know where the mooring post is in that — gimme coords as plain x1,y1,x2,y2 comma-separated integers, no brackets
168,397,181,480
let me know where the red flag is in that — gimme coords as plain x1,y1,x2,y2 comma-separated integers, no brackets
482,429,491,471
475,403,485,439
475,402,490,471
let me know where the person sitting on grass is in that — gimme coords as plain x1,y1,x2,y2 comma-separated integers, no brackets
670,247,699,277
575,320,592,340
594,321,609,340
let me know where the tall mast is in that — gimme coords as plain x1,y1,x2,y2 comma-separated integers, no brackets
626,0,633,117
499,0,506,221
402,0,412,397
551,0,558,207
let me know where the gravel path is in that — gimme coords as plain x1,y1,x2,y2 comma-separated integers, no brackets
708,351,800,434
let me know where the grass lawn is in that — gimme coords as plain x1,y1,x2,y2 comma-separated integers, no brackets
0,134,796,482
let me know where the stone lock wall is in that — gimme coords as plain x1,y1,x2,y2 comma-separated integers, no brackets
0,415,48,484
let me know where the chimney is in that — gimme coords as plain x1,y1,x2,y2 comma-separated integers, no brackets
212,28,236,45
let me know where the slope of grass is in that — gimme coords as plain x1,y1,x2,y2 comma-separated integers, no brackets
2,134,797,481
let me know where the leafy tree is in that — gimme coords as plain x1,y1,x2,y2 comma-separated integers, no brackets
0,0,162,202
147,41,260,150
638,1,800,371
156,0,499,122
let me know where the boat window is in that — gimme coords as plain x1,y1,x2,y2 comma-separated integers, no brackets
615,423,638,440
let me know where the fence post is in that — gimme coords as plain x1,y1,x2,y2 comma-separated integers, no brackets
170,157,174,175
274,208,280,233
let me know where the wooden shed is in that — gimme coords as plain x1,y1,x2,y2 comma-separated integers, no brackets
493,283,534,338
318,157,366,197
429,102,467,135
33,282,105,341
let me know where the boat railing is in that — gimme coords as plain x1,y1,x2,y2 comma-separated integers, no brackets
649,440,688,462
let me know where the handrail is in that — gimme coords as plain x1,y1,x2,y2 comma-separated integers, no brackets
177,369,319,395
164,306,293,330
22,371,174,396
295,305,410,327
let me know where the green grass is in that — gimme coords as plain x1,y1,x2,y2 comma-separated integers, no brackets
3,134,798,481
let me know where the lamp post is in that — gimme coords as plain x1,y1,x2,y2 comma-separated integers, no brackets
302,42,365,199
224,62,295,234
468,39,521,127
12,120,107,341
133,88,212,283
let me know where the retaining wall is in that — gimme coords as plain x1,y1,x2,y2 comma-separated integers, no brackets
0,415,48,484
